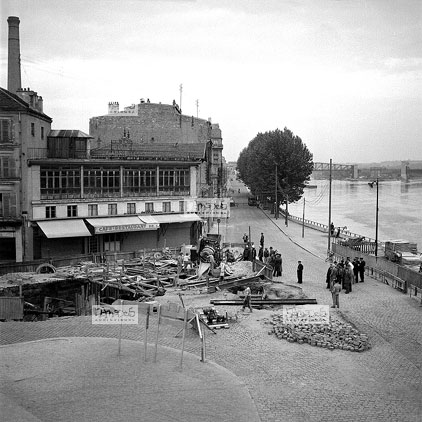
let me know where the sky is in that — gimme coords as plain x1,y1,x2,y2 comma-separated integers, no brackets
1,0,421,164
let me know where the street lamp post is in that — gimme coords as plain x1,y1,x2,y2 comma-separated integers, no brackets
368,178,379,257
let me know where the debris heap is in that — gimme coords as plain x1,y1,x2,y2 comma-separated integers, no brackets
269,313,371,352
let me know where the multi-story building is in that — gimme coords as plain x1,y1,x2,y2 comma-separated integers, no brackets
89,99,226,198
1,16,206,263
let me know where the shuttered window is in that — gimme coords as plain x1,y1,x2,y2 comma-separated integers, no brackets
0,192,17,218
0,119,12,143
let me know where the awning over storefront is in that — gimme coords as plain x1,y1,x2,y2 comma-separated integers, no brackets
37,219,92,238
85,216,159,234
151,214,202,224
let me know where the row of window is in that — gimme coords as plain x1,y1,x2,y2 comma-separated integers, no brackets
40,167,190,199
0,119,44,142
45,201,185,219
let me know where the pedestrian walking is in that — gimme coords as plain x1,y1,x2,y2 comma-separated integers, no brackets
260,232,265,248
297,260,304,284
242,286,253,312
331,280,341,308
359,257,366,282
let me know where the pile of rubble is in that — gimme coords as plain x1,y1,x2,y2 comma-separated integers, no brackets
268,313,371,352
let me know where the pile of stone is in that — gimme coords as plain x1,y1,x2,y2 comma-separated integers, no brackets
269,313,371,352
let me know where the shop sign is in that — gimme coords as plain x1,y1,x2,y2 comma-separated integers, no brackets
196,198,230,218
95,223,159,233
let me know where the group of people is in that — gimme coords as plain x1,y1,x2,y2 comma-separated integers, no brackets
242,232,304,283
326,256,366,308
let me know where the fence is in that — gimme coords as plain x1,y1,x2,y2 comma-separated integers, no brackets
0,297,24,320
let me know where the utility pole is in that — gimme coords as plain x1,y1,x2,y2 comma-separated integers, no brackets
302,198,305,238
328,158,332,253
285,194,289,227
275,164,278,219
375,177,379,258
196,99,199,118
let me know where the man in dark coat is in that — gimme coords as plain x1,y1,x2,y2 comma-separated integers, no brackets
297,261,304,284
326,263,334,289
359,257,366,282
273,253,282,277
353,257,360,284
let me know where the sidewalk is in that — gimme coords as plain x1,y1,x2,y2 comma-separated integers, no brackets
0,337,260,422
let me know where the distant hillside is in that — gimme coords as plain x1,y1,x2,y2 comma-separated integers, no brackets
343,160,422,169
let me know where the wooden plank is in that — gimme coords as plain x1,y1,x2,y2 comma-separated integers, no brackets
210,298,318,306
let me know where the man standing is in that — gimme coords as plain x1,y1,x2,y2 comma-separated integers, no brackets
353,257,360,284
331,280,341,308
242,286,253,312
273,253,282,277
326,263,334,289
263,247,270,264
297,260,304,284
344,267,353,294
260,232,265,248
258,246,264,262
359,257,366,282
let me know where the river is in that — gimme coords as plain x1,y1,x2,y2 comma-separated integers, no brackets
287,180,422,247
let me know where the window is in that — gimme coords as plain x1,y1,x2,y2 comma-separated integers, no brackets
163,201,171,213
88,204,98,216
108,203,117,215
67,205,77,217
145,202,154,213
46,206,56,219
40,167,81,199
84,167,120,198
0,192,17,218
179,201,185,213
104,234,121,252
123,167,156,197
127,203,136,214
159,168,190,195
31,123,35,136
41,127,44,140
0,119,12,143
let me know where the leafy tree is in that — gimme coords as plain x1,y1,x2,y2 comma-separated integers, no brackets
237,128,313,203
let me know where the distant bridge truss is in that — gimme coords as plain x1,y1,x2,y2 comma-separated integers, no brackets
312,162,357,179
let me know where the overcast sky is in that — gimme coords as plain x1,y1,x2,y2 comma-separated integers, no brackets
1,0,421,163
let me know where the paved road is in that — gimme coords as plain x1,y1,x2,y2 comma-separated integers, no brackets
1,180,421,421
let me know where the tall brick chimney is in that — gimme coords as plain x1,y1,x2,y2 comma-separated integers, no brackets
7,16,22,94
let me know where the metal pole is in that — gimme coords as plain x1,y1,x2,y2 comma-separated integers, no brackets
375,178,379,258
328,159,332,252
275,164,278,219
302,198,305,238
285,194,288,227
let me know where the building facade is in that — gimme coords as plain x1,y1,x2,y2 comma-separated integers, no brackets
89,100,226,198
1,16,208,263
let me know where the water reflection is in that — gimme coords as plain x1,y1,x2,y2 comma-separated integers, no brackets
289,180,422,245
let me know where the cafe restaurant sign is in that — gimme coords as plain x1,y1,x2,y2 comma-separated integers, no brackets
196,198,230,218
94,222,159,234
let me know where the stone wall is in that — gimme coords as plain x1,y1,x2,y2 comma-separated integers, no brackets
89,102,218,147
